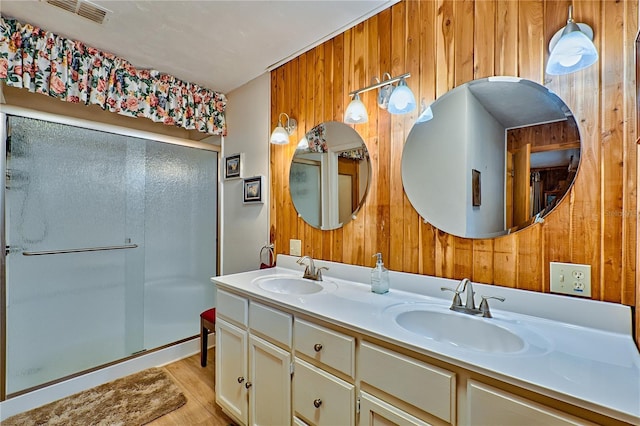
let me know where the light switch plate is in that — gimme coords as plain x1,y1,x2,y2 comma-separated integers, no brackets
289,239,302,256
550,262,591,297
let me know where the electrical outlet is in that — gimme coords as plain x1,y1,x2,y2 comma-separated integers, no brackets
289,239,302,256
550,262,591,297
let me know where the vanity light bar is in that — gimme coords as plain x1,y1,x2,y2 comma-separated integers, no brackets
349,73,411,97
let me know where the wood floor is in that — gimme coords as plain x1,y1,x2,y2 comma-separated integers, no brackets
148,348,236,426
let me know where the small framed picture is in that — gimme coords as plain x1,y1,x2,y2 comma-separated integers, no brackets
224,153,243,180
472,169,481,207
243,176,264,204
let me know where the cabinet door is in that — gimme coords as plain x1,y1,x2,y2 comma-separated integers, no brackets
249,335,292,426
293,358,355,426
358,392,432,426
216,319,249,425
467,380,597,426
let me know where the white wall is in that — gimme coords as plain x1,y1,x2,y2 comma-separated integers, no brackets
465,90,506,237
404,86,468,237
221,73,271,274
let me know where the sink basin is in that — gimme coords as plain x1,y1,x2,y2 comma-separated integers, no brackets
254,276,334,295
394,309,525,353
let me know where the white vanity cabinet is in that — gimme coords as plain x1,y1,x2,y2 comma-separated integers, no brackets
215,289,293,426
213,263,639,426
293,318,356,425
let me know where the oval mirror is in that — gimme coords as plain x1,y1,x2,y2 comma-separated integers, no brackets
290,121,371,230
402,77,580,239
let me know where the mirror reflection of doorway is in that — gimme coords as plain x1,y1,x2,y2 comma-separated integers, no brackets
290,121,371,230
338,157,359,224
506,118,580,230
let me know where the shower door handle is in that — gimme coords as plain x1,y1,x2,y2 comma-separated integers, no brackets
22,244,138,256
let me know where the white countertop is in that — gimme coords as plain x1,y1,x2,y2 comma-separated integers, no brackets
212,255,640,424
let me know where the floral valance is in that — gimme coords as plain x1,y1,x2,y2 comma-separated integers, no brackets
338,148,368,161
296,123,368,160
299,123,328,153
0,16,227,136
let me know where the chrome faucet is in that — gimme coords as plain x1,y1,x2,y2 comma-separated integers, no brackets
441,278,505,318
460,278,475,309
297,256,328,281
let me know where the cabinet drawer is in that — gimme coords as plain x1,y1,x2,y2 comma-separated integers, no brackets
217,289,248,328
294,318,355,378
467,380,597,426
359,341,456,424
249,302,292,349
359,391,432,426
293,358,355,426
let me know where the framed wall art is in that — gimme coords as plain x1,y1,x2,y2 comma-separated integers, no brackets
472,169,481,207
224,153,243,180
243,175,264,204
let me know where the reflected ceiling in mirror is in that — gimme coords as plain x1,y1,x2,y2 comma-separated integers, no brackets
402,77,580,239
290,121,371,230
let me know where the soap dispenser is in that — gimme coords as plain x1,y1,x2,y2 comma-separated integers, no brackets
371,253,389,294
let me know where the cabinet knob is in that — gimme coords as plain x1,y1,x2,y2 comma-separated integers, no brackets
313,398,322,408
245,381,252,389
313,343,323,352
237,376,245,384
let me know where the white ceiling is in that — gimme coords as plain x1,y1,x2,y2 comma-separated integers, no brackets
1,0,396,94
467,78,571,129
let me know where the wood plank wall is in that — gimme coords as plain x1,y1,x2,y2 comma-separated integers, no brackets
270,0,638,343
507,119,580,153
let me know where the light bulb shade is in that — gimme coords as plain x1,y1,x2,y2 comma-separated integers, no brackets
416,105,433,123
546,25,598,75
270,126,290,144
344,94,368,124
388,79,416,114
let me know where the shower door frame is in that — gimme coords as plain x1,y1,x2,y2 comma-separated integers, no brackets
0,105,222,401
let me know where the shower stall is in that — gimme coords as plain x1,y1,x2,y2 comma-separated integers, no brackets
1,108,218,398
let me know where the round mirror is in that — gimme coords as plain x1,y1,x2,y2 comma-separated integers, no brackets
402,77,580,239
290,121,371,230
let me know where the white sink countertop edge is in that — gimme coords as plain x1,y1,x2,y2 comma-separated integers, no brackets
211,255,640,424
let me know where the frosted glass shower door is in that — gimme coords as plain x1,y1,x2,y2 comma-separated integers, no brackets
4,116,145,394
4,114,218,396
142,141,217,349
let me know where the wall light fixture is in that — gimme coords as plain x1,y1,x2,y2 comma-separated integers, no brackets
416,99,434,123
387,78,416,114
344,93,368,124
270,113,297,144
546,5,598,75
344,72,415,124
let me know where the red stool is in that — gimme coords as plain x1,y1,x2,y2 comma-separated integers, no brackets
200,308,216,367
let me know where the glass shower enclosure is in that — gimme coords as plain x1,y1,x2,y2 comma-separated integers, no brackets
1,111,218,397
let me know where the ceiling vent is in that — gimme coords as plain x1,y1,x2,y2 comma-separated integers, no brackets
46,0,108,24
